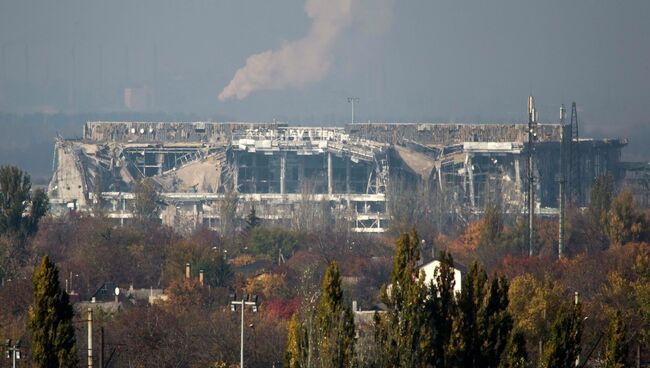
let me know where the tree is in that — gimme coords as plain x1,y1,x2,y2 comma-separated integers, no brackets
0,165,48,236
447,261,488,367
315,261,356,368
589,174,614,228
249,226,299,262
541,301,582,368
28,255,78,368
382,229,428,367
26,188,49,235
133,177,162,223
245,205,262,230
0,165,31,235
220,184,239,235
481,275,513,368
285,313,305,368
606,190,646,245
499,329,528,368
422,251,457,368
479,203,504,249
603,311,629,368
508,274,564,363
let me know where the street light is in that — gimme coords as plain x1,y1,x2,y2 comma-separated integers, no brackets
5,339,21,368
229,293,258,368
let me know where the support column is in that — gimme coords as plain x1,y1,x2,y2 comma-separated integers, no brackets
327,152,333,195
345,159,351,194
251,153,257,193
156,153,165,175
514,158,521,195
232,156,239,192
280,153,286,195
467,154,475,208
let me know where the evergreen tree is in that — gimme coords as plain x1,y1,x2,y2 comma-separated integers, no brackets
285,313,305,368
0,165,31,235
0,165,48,237
603,311,629,368
499,329,528,368
383,230,428,367
28,256,78,368
245,205,262,230
541,302,582,368
481,275,513,367
315,261,355,368
447,261,488,367
424,251,457,368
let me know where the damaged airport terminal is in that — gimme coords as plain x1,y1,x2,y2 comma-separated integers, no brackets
47,121,628,233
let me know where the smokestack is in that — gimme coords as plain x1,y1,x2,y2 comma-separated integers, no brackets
199,269,204,287
185,263,191,279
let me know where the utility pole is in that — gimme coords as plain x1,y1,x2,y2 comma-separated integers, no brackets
527,96,538,256
347,97,359,124
88,308,93,368
229,293,258,368
559,104,567,259
4,339,21,368
99,327,104,368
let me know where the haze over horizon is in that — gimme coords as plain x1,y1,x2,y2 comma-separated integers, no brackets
1,0,649,168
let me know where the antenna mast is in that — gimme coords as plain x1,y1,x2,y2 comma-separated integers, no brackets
557,104,567,258
569,102,581,205
527,96,538,256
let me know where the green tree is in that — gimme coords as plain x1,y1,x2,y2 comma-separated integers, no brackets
445,260,514,367
541,301,582,368
447,261,488,367
0,165,47,236
133,177,162,222
603,311,629,368
245,205,262,230
315,261,356,368
210,255,233,287
383,229,429,367
0,165,31,235
28,255,78,368
249,226,299,262
481,275,513,367
499,329,528,368
423,251,457,368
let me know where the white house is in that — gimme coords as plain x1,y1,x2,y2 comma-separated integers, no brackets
417,259,463,294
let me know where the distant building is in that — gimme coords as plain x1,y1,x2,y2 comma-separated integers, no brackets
124,86,153,111
48,121,629,232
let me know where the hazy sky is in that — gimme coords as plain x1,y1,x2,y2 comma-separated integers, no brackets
1,0,649,134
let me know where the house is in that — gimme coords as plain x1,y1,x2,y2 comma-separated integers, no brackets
417,258,464,294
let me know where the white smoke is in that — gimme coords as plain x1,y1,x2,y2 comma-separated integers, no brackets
218,0,352,101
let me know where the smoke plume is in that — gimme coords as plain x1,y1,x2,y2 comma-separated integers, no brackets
218,0,352,101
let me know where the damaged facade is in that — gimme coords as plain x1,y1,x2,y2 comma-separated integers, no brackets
48,121,628,232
